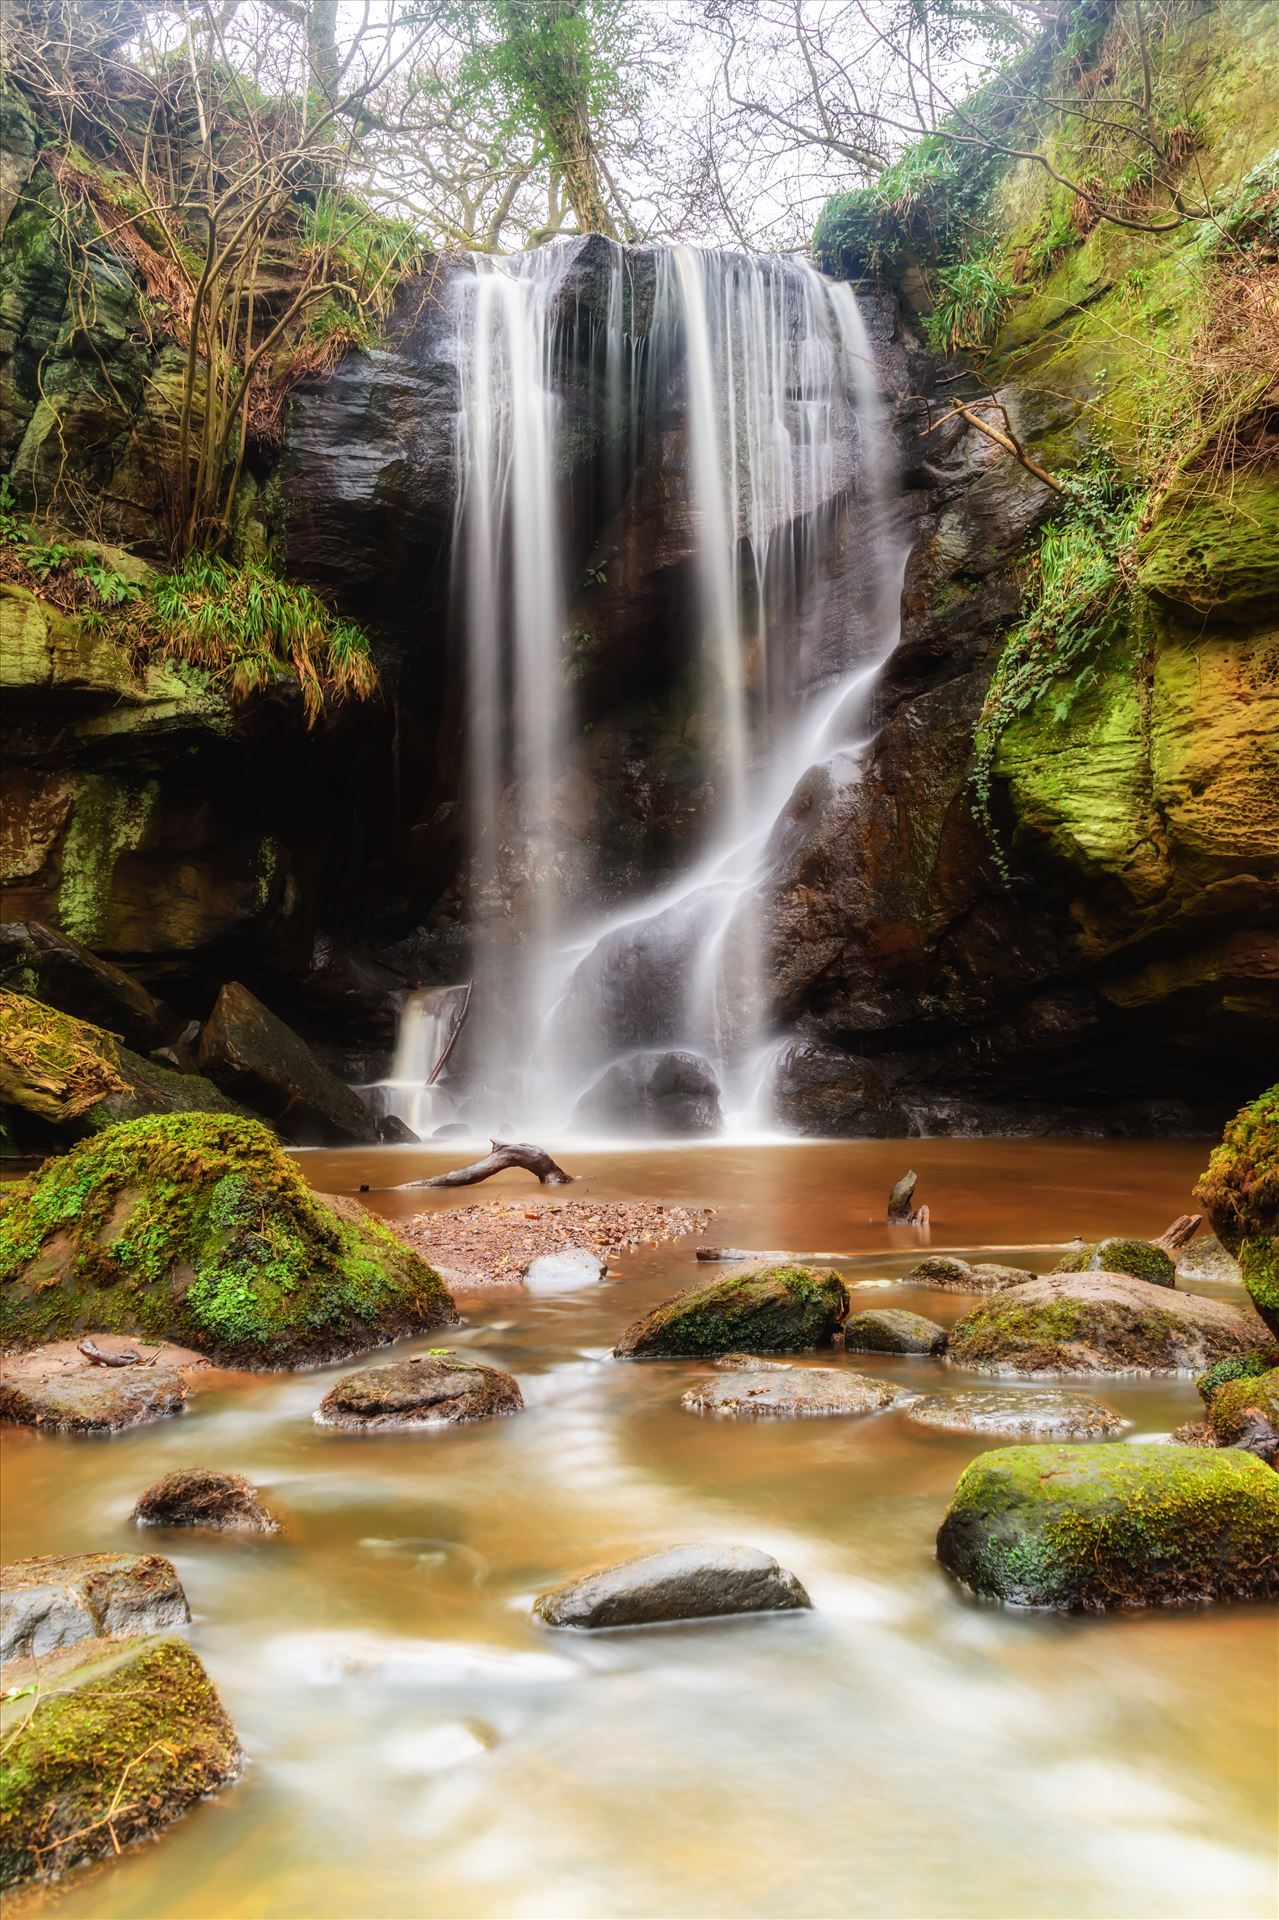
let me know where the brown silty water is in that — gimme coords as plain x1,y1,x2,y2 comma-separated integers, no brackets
4,1139,1275,1919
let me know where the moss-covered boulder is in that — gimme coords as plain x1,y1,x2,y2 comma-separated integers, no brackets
0,1113,455,1367
901,1256,1033,1293
935,1443,1279,1609
1206,1366,1279,1464
0,991,244,1147
1196,1352,1274,1402
1137,468,1279,624
947,1271,1272,1376
1196,1086,1279,1336
843,1307,947,1354
0,1635,241,1889
1053,1237,1175,1287
614,1265,849,1359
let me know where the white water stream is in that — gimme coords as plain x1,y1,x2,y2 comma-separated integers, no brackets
389,240,904,1140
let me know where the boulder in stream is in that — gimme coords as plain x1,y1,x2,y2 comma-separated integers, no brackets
132,1468,280,1533
0,1364,187,1433
315,1354,523,1429
0,1635,241,1889
615,1265,848,1359
936,1442,1279,1609
1204,1366,1279,1464
682,1367,901,1419
905,1389,1128,1440
901,1256,1034,1293
0,1552,189,1664
198,980,377,1145
0,1113,455,1368
843,1308,947,1355
533,1544,811,1629
946,1271,1273,1376
1053,1237,1175,1287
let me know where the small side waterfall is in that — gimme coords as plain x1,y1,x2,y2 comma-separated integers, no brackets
402,239,901,1139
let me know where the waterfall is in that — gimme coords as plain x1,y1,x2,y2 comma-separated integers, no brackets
402,240,900,1140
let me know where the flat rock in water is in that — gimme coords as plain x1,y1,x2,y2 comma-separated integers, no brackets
524,1248,606,1291
710,1353,793,1371
905,1389,1127,1440
0,1365,187,1433
843,1308,947,1355
682,1368,900,1420
615,1265,848,1358
315,1355,523,1429
936,1442,1279,1609
534,1544,811,1629
900,1256,1033,1293
132,1468,279,1533
947,1270,1273,1376
0,1635,241,1889
0,1551,189,1664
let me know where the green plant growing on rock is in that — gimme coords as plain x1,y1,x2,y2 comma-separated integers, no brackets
1196,1086,1279,1336
923,255,1020,353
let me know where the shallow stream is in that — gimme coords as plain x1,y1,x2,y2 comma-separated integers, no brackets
5,1139,1276,1919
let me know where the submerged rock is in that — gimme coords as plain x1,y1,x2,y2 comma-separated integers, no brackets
533,1544,811,1630
947,1271,1271,1376
1196,1087,1279,1337
0,1552,189,1664
0,1113,454,1367
905,1389,1127,1440
132,1468,279,1533
615,1265,848,1358
843,1308,947,1355
315,1354,523,1429
1053,1237,1175,1287
901,1256,1033,1293
0,1635,241,1888
0,1365,187,1433
198,979,376,1145
936,1442,1279,1609
682,1368,900,1419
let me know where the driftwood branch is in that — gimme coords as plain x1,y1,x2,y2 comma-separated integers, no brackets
367,1141,575,1194
78,1339,140,1368
1155,1213,1202,1255
887,1171,929,1227
923,390,1063,493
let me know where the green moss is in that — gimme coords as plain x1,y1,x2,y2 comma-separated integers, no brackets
0,1636,241,1889
1208,1366,1279,1446
1138,468,1279,622
947,1286,1243,1375
936,1441,1279,1608
0,1112,454,1365
1054,1237,1175,1286
1197,1087,1279,1334
1197,1351,1275,1401
615,1264,849,1358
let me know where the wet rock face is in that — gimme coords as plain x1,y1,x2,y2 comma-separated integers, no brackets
843,1308,947,1354
197,980,376,1145
574,1049,722,1135
533,1544,811,1630
936,1443,1279,1609
132,1469,279,1533
948,1271,1274,1377
0,1365,188,1433
615,1265,849,1359
0,1635,242,1890
682,1367,900,1419
771,1043,900,1136
1054,1238,1175,1288
905,1390,1127,1440
0,1552,189,1664
315,1354,523,1429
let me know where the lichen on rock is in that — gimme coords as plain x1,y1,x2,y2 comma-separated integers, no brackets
0,1112,454,1367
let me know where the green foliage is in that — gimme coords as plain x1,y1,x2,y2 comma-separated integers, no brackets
1196,1087,1279,1251
0,488,141,611
922,254,1020,352
138,555,377,724
813,135,1007,278
296,193,424,302
970,458,1145,875
1194,149,1279,261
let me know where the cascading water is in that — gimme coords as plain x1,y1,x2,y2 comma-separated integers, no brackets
403,239,902,1140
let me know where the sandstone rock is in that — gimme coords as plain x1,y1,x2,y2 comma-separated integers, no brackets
198,980,376,1145
0,1363,187,1433
132,1468,279,1532
0,1113,454,1367
0,1635,241,1889
533,1544,811,1630
615,1265,848,1359
843,1308,947,1355
574,1049,722,1135
901,1255,1033,1293
947,1271,1272,1377
936,1443,1279,1609
315,1354,522,1429
681,1367,900,1419
905,1389,1127,1440
0,1552,189,1664
1053,1237,1175,1287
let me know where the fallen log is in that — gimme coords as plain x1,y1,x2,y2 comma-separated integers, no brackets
1155,1213,1202,1255
78,1338,140,1368
887,1171,928,1227
365,1140,574,1193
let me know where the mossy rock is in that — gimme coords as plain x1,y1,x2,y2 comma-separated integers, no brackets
843,1307,948,1354
1207,1366,1279,1451
614,1265,849,1359
1196,1352,1275,1402
935,1442,1279,1609
314,1354,522,1429
947,1271,1271,1376
1053,1237,1175,1287
1196,1086,1279,1336
0,1112,455,1367
0,1634,241,1889
1137,468,1279,624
